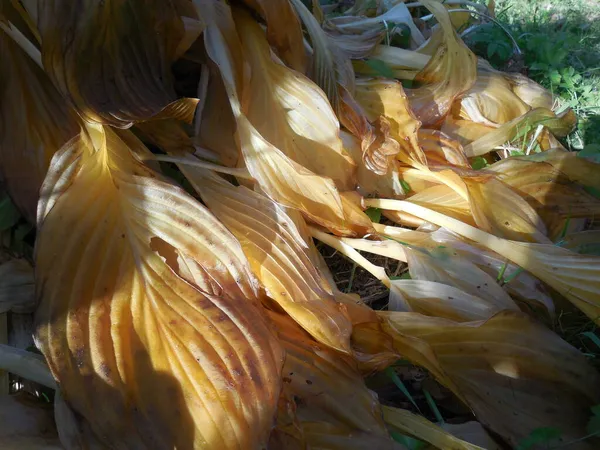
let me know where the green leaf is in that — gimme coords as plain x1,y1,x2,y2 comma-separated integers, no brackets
470,156,489,170
549,70,562,85
517,427,562,450
578,144,600,163
487,42,498,59
390,431,427,450
364,207,382,223
400,179,412,193
584,186,600,199
385,367,420,411
586,405,600,435
0,194,21,231
365,59,396,79
390,272,411,281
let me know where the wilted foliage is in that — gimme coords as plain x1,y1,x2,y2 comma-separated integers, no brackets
1,1,600,449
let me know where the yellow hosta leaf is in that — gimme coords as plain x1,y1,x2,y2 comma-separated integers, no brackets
383,311,600,447
269,311,389,436
342,132,406,198
184,169,353,353
402,247,519,316
0,28,79,222
376,223,555,313
35,125,283,449
368,199,600,324
235,10,356,191
441,118,495,147
354,78,426,168
406,184,475,225
463,176,550,243
507,72,554,110
511,148,600,192
38,0,186,127
240,0,307,72
406,0,477,126
383,406,486,450
390,279,506,321
204,5,371,236
459,70,530,126
418,129,470,167
488,157,600,239
464,108,577,157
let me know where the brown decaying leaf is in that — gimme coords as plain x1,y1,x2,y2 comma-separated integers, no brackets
35,124,283,449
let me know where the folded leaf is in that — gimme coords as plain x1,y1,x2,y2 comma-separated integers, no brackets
459,70,530,126
506,72,554,110
355,78,426,168
184,169,353,353
418,129,470,167
35,124,283,449
0,27,79,222
406,0,477,126
383,311,600,448
464,108,577,157
342,131,406,198
38,0,185,126
235,10,356,191
204,5,371,236
403,247,519,315
441,118,495,147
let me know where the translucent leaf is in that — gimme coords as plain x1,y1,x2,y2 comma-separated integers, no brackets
35,124,283,449
236,11,356,191
463,176,550,243
369,199,600,325
184,169,353,353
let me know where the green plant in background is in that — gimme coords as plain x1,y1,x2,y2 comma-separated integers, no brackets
465,0,600,149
